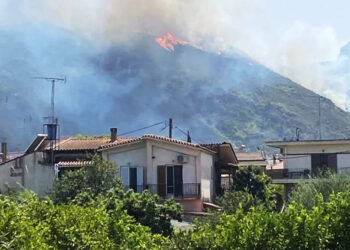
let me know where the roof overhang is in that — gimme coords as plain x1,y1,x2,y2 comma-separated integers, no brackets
265,139,350,149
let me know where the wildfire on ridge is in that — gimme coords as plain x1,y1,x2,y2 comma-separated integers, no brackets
155,32,189,51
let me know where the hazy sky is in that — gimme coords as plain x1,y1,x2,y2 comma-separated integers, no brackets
267,0,349,44
1,0,350,108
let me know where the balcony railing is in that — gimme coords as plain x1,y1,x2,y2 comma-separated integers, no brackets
123,183,201,199
266,169,312,179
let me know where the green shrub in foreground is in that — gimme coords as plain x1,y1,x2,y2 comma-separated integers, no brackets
172,192,350,249
0,192,169,249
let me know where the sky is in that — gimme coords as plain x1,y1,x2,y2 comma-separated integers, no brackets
1,0,350,108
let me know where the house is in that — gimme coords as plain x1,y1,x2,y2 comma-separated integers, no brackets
0,128,238,212
265,139,350,195
98,135,239,211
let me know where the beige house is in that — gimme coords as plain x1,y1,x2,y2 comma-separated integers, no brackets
265,139,350,186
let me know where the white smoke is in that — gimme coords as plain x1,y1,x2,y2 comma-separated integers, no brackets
3,0,349,108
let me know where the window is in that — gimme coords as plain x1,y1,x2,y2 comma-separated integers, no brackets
121,166,143,192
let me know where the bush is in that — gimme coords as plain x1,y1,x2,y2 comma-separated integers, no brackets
51,154,182,236
51,154,121,203
0,191,169,249
290,174,350,210
172,191,350,249
217,166,282,214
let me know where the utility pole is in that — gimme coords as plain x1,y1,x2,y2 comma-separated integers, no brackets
169,118,173,138
304,95,323,140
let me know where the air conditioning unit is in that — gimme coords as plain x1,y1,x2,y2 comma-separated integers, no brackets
177,154,189,164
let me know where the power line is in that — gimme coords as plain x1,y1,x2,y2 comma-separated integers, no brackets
174,125,206,144
118,121,166,136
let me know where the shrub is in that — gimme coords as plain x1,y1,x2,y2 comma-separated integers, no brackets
290,174,350,210
0,191,170,249
172,191,350,249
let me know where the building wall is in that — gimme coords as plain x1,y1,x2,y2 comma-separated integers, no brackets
151,145,197,184
0,152,55,195
284,144,350,154
101,139,215,201
23,152,55,196
200,152,214,201
285,155,311,171
0,159,22,193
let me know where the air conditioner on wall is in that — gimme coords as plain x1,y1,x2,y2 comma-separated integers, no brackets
177,154,189,164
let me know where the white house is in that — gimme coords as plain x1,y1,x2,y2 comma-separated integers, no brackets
0,129,236,212
99,134,217,211
265,139,350,189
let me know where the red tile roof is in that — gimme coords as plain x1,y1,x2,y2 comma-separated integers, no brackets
99,134,215,153
41,137,136,151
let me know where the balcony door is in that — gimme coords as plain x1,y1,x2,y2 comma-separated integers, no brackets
311,154,337,175
157,165,183,197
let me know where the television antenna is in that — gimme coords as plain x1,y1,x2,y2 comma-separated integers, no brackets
32,76,66,123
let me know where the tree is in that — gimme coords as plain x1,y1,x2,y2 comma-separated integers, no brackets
290,173,350,210
50,154,121,203
50,154,183,236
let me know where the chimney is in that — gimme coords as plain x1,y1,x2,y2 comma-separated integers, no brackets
110,128,117,142
1,142,7,163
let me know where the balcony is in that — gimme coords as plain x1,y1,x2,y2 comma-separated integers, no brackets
123,183,201,199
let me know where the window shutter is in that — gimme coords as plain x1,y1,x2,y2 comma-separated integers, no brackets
137,167,143,192
121,167,129,188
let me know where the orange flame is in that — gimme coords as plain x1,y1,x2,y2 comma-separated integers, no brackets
155,32,189,51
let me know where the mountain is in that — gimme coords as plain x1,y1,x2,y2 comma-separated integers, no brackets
1,28,350,151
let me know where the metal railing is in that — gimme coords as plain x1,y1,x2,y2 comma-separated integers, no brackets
266,168,312,179
123,183,201,198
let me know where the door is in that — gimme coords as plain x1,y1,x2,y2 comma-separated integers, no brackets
129,168,137,191
157,165,166,197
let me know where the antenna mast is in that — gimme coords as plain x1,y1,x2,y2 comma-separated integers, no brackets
33,76,66,123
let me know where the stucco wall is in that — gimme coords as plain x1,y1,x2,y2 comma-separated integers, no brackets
23,152,55,196
200,152,214,202
0,160,22,193
0,152,54,195
285,155,311,171
101,139,214,202
151,145,197,184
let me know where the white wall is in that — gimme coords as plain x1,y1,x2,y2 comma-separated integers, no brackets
0,160,22,193
107,146,147,168
151,146,197,184
285,155,311,172
200,152,214,202
0,152,55,196
284,144,350,154
24,152,55,196
102,139,215,201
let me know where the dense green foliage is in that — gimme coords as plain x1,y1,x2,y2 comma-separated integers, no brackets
173,192,350,249
0,192,169,249
290,174,350,210
51,155,120,203
50,155,182,236
217,166,283,214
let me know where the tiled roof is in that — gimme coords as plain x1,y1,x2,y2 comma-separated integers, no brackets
57,161,93,168
41,137,135,151
236,152,266,161
99,134,215,153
